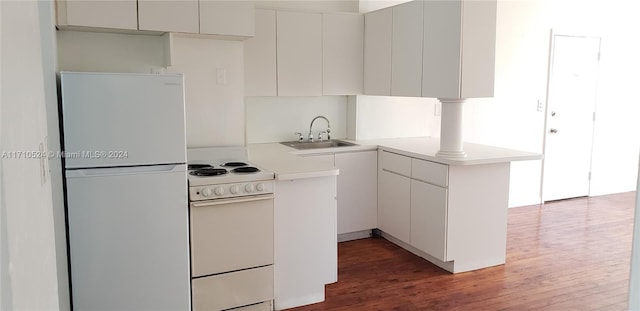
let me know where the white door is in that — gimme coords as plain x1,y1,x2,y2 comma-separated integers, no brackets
542,34,601,201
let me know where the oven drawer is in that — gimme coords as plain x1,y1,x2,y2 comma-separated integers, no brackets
192,265,273,311
190,194,274,277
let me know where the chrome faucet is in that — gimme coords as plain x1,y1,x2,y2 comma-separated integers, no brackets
308,116,331,142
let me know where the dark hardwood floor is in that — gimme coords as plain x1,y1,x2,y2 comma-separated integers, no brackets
288,191,637,311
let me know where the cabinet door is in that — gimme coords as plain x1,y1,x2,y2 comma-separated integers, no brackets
323,13,364,95
422,0,462,98
57,0,137,30
459,0,497,98
277,11,323,96
363,8,392,96
274,176,337,309
200,1,255,37
410,180,447,261
391,0,423,97
244,9,277,96
138,0,199,33
378,170,411,243
335,151,377,234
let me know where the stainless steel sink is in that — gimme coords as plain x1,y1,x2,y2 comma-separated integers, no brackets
280,140,357,150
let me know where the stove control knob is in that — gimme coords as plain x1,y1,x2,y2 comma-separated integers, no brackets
214,187,225,196
201,188,213,197
230,185,239,194
256,183,265,192
245,184,254,193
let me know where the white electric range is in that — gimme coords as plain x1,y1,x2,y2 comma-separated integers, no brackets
187,147,275,311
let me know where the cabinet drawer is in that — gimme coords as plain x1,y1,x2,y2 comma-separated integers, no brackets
380,151,411,177
411,158,448,187
192,265,273,311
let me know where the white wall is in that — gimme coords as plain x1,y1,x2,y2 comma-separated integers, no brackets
57,32,245,147
39,1,70,310
1,0,61,310
463,0,640,205
349,95,440,140
168,36,245,147
246,96,347,144
57,31,166,73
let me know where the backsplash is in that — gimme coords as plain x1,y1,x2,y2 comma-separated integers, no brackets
245,96,348,144
245,95,441,144
349,95,440,140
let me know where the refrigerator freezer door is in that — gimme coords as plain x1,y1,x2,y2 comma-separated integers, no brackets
60,72,187,168
65,164,190,311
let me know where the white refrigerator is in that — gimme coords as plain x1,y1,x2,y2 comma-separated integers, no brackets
60,72,191,310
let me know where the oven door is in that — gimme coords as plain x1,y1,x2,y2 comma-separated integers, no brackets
190,194,274,277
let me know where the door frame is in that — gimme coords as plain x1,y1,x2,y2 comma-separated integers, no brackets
540,29,602,202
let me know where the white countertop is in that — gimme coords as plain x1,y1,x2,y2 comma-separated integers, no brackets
248,143,340,181
248,137,541,181
355,137,542,166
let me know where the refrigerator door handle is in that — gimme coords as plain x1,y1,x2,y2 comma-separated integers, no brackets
66,164,186,178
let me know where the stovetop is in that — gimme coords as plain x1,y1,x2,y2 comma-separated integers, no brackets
187,161,274,186
186,147,275,187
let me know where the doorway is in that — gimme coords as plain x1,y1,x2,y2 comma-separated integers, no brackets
542,33,601,202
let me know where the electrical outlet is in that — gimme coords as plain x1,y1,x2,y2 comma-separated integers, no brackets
536,100,544,112
434,103,442,116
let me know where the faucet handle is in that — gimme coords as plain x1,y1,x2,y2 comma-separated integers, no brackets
318,131,327,141
294,132,304,142
326,128,331,140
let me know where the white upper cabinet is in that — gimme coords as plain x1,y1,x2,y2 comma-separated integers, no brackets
364,0,497,99
56,0,138,30
322,13,364,96
391,0,423,97
200,1,255,37
363,8,392,96
422,0,497,98
138,0,199,33
244,9,277,97
276,11,323,96
459,0,497,98
422,0,462,98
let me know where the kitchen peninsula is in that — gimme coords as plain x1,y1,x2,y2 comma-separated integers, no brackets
249,136,542,306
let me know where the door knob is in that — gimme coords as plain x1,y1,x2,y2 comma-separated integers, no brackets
550,128,558,134
551,111,556,116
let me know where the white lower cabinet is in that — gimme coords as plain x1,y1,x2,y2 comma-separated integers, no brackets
335,151,377,235
378,149,511,273
378,170,411,244
274,176,337,310
306,151,378,236
410,180,448,262
378,150,449,260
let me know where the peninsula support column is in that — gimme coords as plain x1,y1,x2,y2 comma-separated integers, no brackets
436,98,467,158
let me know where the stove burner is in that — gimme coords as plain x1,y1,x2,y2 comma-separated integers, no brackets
189,168,228,176
188,164,214,170
221,162,248,167
232,166,260,174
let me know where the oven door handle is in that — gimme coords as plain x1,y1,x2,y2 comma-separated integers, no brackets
191,194,274,208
